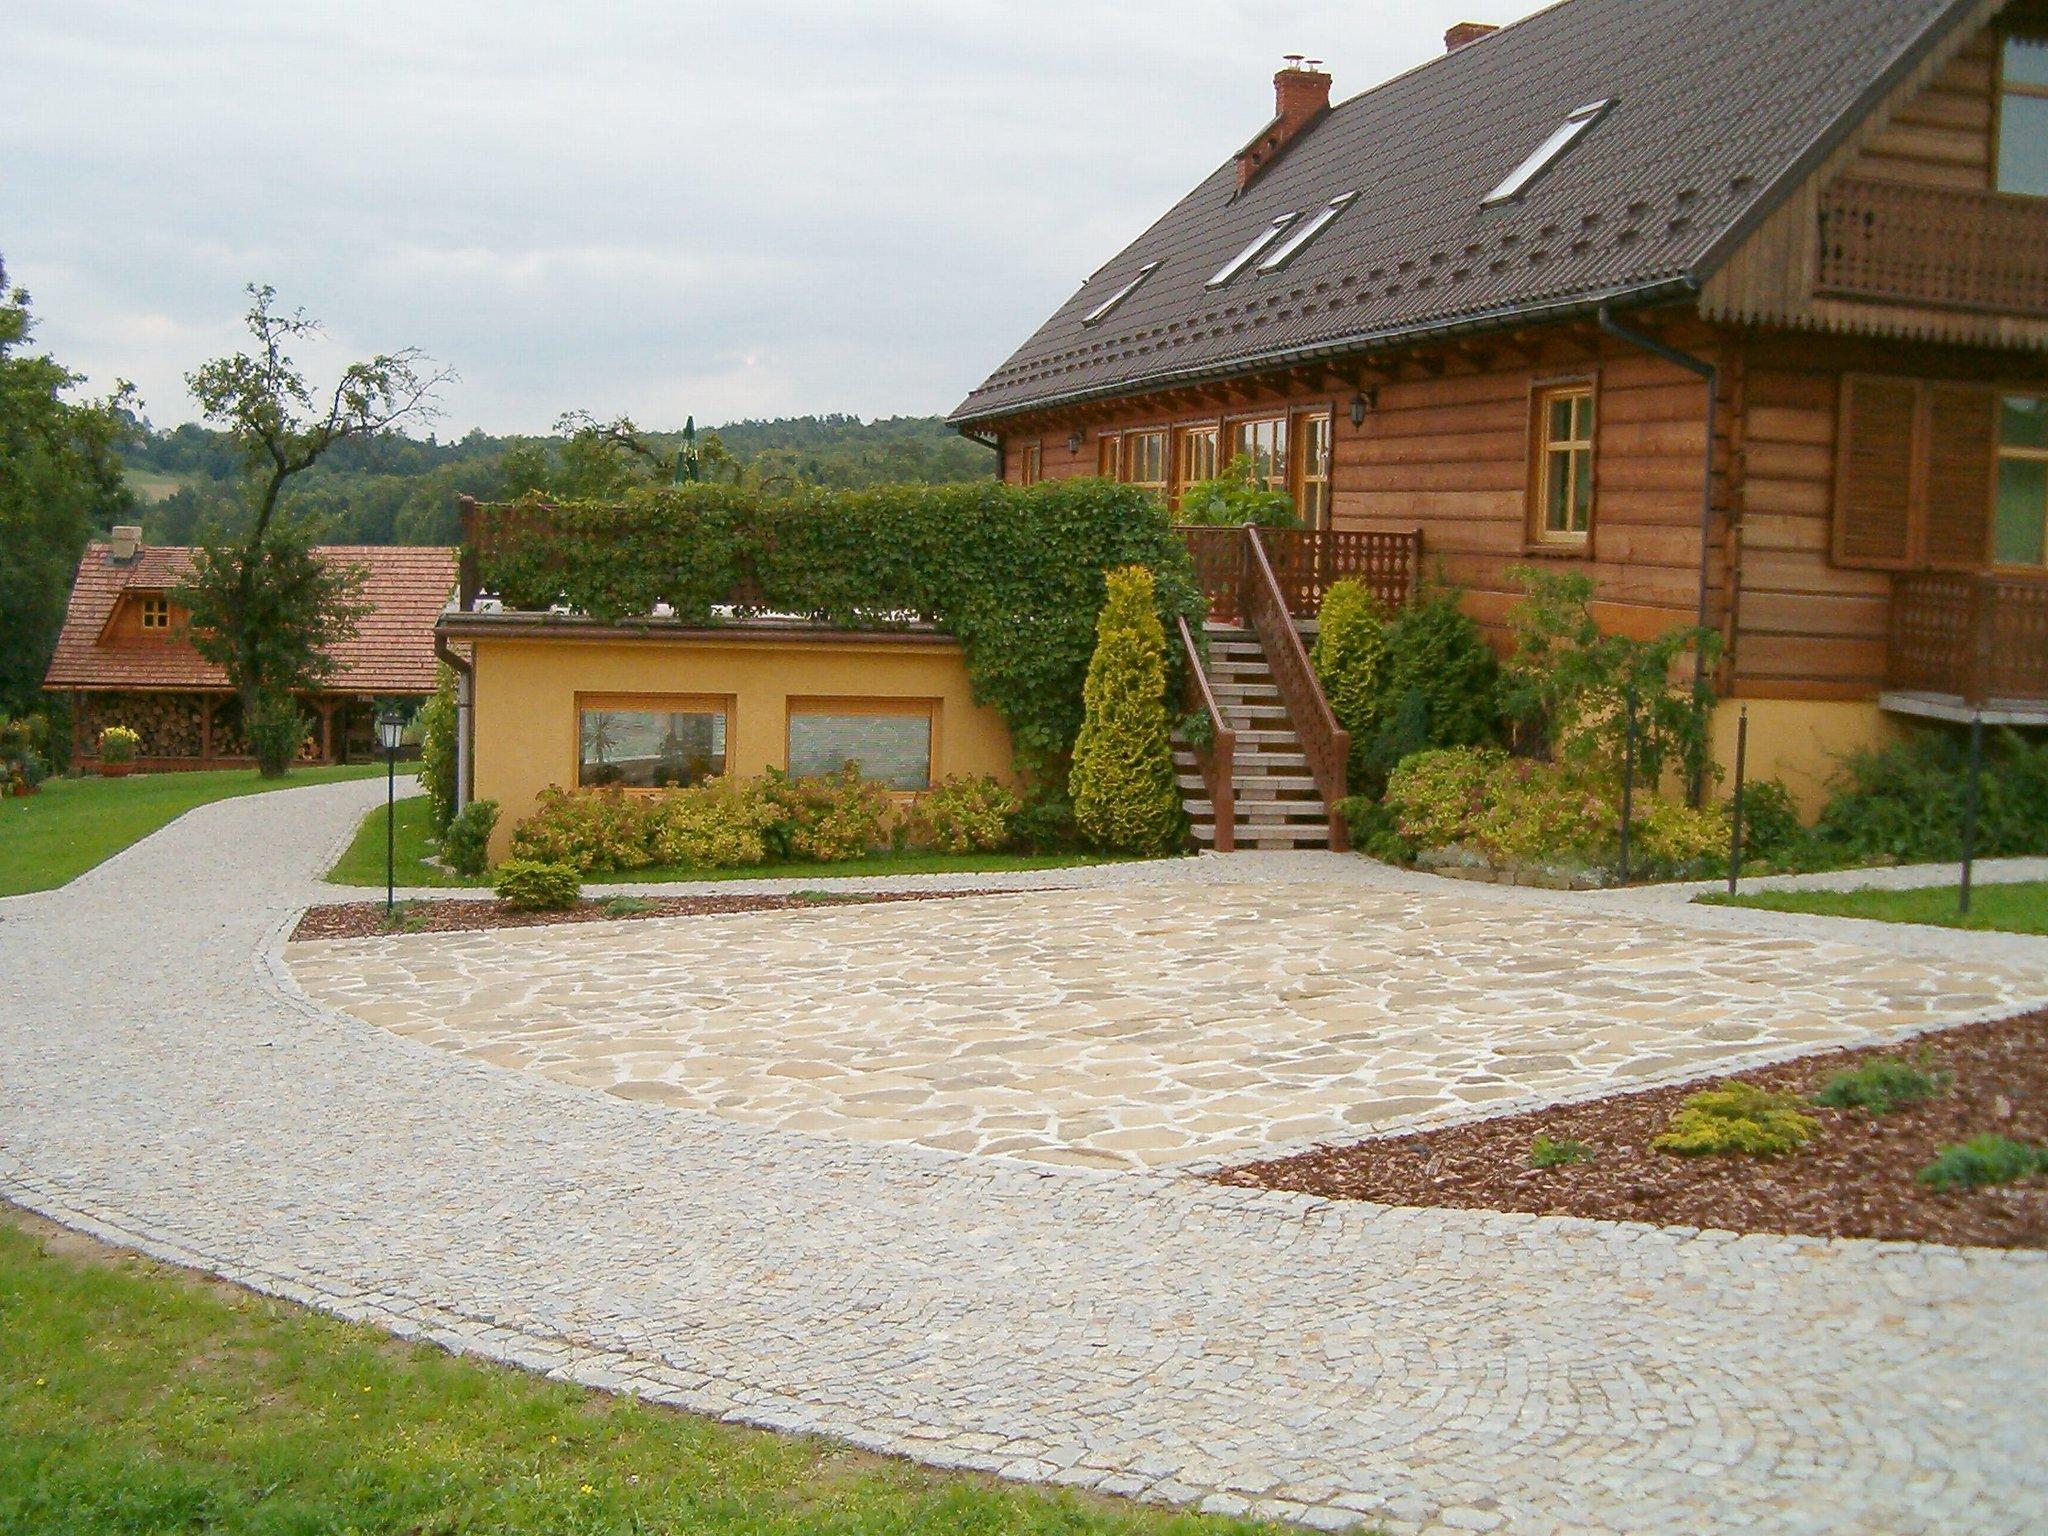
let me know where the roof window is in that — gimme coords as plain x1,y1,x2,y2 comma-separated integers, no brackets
1081,262,1160,326
1207,214,1299,288
1258,193,1358,273
1483,100,1612,207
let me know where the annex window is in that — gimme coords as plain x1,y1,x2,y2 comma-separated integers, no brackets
1298,412,1333,529
578,696,727,790
1019,442,1043,486
1997,32,2048,197
1231,416,1289,493
1081,262,1160,326
1996,394,2048,566
1124,429,1168,500
1208,214,1299,288
787,700,934,791
1259,194,1357,274
1532,384,1595,543
1175,424,1219,493
138,595,171,631
1483,100,1612,206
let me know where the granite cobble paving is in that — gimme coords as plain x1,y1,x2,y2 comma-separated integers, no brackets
3,776,2046,1535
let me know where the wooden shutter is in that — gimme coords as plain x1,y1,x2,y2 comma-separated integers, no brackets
1833,375,1920,568
1923,384,1997,570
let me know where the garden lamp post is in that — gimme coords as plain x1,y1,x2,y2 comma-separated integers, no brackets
376,707,406,913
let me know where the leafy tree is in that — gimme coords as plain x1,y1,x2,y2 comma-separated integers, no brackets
175,285,449,775
0,259,136,714
1070,565,1183,855
1172,454,1300,528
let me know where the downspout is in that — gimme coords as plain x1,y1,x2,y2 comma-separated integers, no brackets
434,630,474,815
1596,303,1720,804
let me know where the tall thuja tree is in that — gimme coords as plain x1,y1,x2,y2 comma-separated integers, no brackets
1070,565,1183,855
177,285,450,775
0,260,136,715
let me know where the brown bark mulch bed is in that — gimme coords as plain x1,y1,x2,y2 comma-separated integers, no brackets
1217,1010,2048,1250
291,888,1016,942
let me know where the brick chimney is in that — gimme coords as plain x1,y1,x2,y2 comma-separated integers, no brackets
1444,21,1499,51
1237,57,1333,190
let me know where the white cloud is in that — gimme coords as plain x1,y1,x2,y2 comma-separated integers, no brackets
6,0,1540,433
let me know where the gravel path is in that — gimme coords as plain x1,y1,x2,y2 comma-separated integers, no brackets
4,775,2046,1536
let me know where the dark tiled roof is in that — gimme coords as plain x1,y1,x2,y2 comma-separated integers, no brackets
45,544,457,694
951,0,1976,425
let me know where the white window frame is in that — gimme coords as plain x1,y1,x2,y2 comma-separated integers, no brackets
1483,100,1612,207
1259,194,1357,273
1207,215,1299,288
1082,262,1161,326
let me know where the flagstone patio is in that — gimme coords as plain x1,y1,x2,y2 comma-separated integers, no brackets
289,871,2046,1170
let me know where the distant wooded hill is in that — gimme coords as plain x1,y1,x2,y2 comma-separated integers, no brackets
123,413,996,547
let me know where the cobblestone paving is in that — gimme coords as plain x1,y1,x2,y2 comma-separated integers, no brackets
293,880,2047,1170
4,777,2047,1535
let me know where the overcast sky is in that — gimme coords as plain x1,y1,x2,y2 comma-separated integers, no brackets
8,1,1535,435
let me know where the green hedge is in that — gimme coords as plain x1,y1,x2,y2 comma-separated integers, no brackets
475,482,1204,772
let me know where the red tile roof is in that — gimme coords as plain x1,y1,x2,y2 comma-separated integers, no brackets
44,543,457,694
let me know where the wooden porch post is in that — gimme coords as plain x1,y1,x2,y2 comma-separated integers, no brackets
199,696,214,765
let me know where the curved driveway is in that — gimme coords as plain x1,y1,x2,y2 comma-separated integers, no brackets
3,776,2045,1536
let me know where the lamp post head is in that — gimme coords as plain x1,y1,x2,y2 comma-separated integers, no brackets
376,708,406,754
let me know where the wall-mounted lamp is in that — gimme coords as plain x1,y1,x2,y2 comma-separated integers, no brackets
1348,387,1377,428
1067,429,1085,454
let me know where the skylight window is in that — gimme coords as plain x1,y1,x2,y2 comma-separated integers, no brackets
1258,193,1358,273
1207,214,1299,288
1483,100,1612,207
1081,262,1160,325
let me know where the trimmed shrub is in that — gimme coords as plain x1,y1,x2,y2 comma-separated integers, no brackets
1812,727,2048,865
1007,782,1081,854
1471,758,1610,864
1384,747,1509,851
647,778,779,869
1336,794,1415,863
246,691,309,777
905,775,1021,854
441,799,499,877
492,858,581,911
1071,566,1184,856
1916,1134,2048,1191
763,763,895,862
1813,1053,1950,1115
1311,580,1390,786
96,724,140,764
1653,1083,1819,1157
417,662,459,832
509,786,655,873
1632,797,1728,873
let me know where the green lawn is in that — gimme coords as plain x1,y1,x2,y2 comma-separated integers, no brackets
1699,878,2048,935
0,1208,1274,1536
0,764,385,897
326,793,1136,889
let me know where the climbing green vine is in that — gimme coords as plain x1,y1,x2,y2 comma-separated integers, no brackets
473,481,1205,771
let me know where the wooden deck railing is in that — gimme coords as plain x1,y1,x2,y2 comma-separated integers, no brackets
1176,524,1419,622
1888,570,2048,704
1817,177,2048,317
1176,613,1235,853
1243,528,1349,847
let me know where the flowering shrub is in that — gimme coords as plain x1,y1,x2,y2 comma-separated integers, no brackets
761,763,895,862
647,779,780,869
1470,759,1609,864
1383,748,1507,850
508,786,654,872
905,775,1021,854
97,725,141,764
493,857,581,911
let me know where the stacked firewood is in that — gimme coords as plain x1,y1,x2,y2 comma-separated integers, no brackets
77,692,207,758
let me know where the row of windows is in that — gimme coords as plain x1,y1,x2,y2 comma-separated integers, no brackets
576,697,936,793
1074,411,1335,526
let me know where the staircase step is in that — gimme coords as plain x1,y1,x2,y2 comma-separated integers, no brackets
1193,822,1337,847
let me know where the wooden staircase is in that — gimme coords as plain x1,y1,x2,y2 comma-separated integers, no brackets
1176,622,1337,850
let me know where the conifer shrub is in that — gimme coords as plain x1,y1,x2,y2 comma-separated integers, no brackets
1813,1053,1950,1115
1916,1134,2048,1191
1530,1134,1593,1168
1652,1083,1818,1157
1070,565,1184,856
904,775,1021,854
492,858,581,911
441,799,499,877
1310,580,1389,785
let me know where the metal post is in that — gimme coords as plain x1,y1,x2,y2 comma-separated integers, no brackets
1727,705,1748,895
1960,710,1983,916
1618,684,1637,887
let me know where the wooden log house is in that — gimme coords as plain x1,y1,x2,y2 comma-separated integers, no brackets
43,529,457,770
951,0,2048,817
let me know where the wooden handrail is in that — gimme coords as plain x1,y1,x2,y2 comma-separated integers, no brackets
1176,614,1234,854
1242,526,1349,847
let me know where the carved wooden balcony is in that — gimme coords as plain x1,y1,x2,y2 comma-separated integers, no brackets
1887,569,2048,714
1817,177,2048,318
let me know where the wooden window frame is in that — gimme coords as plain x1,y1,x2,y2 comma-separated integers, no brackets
573,691,732,794
1993,27,2048,198
1228,413,1289,494
1526,376,1598,552
1123,428,1168,501
1995,390,2048,570
785,696,939,794
1295,410,1334,530
137,595,172,631
1018,441,1043,486
1172,423,1220,505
